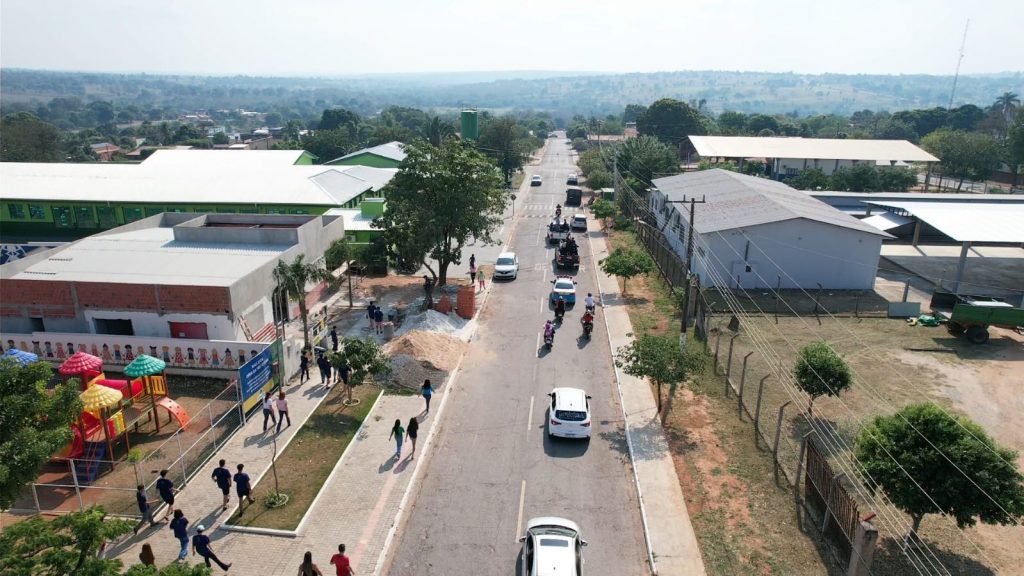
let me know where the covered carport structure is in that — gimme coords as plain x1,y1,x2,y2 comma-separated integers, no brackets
865,200,1024,293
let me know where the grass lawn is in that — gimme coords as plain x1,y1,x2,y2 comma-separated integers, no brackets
226,384,379,530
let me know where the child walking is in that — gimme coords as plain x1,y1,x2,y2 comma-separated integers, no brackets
388,419,405,459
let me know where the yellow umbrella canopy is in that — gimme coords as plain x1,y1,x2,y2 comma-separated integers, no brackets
80,384,123,411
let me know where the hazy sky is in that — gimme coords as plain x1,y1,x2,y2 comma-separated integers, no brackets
2,0,1021,77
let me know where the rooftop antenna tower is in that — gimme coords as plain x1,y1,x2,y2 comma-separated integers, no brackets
947,19,970,110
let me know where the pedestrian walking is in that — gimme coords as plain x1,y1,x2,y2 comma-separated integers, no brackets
261,392,277,432
133,485,159,535
298,550,324,576
367,302,377,330
469,254,476,270
169,509,190,561
192,525,231,571
336,359,350,387
468,262,477,283
330,544,354,576
373,306,384,334
317,353,331,385
406,417,419,456
421,379,433,413
276,390,291,432
477,268,486,291
388,419,404,459
155,469,178,520
330,326,338,352
139,543,156,566
234,464,256,512
299,350,310,383
423,275,435,308
211,459,232,510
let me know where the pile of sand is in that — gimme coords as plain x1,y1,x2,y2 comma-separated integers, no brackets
383,329,467,372
383,354,447,391
397,309,474,342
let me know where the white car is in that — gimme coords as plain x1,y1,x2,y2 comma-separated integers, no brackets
531,175,543,186
571,214,587,231
549,276,576,304
493,251,519,280
519,516,587,576
548,387,592,439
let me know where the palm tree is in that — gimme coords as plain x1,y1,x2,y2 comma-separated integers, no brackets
995,91,1020,119
272,255,333,347
421,116,453,147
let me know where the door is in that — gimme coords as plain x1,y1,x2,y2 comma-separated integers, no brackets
169,322,208,340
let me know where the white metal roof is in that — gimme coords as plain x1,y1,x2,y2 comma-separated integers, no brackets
0,153,396,207
10,227,288,286
866,201,1024,243
688,136,939,163
653,170,891,237
861,211,913,231
324,208,378,232
328,141,407,163
139,149,310,167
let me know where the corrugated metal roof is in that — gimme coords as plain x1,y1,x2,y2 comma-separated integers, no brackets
329,141,407,163
653,170,891,237
0,153,396,207
325,208,378,231
688,136,939,162
866,201,1024,243
862,212,913,231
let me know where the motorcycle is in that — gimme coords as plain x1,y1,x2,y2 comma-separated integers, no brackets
543,330,555,349
582,320,594,339
554,308,565,323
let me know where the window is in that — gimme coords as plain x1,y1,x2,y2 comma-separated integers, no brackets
75,206,97,228
96,206,118,228
289,209,308,214
94,318,135,336
266,208,284,214
30,317,45,332
29,204,46,219
52,206,73,227
144,207,164,217
216,208,236,213
7,203,25,219
123,206,144,223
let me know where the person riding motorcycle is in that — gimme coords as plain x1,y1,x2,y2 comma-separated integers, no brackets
544,320,555,339
555,204,562,218
581,310,594,327
584,293,595,313
554,296,566,320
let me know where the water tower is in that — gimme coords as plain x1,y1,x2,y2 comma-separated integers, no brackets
460,109,479,140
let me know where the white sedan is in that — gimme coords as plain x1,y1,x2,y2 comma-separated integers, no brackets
493,251,519,280
519,517,587,576
550,276,576,304
531,175,543,186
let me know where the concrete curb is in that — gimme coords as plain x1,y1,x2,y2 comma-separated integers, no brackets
585,222,659,575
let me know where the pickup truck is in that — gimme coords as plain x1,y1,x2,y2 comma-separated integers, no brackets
930,291,1024,344
555,238,580,269
546,219,571,244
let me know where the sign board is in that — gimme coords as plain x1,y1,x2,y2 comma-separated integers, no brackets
239,345,275,413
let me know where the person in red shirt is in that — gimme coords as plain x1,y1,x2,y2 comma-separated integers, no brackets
330,543,354,575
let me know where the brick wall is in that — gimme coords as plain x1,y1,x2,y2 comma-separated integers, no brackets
158,286,232,314
76,283,158,310
1,279,232,317
1,279,76,318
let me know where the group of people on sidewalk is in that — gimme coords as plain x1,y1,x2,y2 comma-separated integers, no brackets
294,545,355,576
386,379,434,460
261,390,293,433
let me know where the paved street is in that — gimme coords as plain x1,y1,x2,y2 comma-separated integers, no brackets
386,137,649,574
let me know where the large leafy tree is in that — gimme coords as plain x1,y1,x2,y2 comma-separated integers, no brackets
613,135,679,187
623,104,647,123
787,168,831,191
478,116,531,185
615,333,704,419
0,506,133,575
302,129,354,164
600,246,654,294
319,108,362,136
791,342,852,417
374,140,506,284
273,255,334,347
0,360,81,509
1007,107,1024,186
921,129,1002,189
636,98,705,151
855,403,1024,540
331,336,391,405
0,113,63,162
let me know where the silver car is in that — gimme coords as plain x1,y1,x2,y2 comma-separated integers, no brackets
519,516,587,576
493,251,519,280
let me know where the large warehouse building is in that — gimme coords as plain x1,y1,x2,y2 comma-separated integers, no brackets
649,170,890,290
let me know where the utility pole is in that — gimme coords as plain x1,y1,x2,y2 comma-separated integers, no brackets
675,195,707,348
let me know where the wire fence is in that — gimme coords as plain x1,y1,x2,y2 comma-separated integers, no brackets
9,381,242,518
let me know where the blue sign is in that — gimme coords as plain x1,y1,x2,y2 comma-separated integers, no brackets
239,345,274,411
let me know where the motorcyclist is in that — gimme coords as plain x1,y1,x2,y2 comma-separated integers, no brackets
544,320,555,339
554,296,566,320
584,293,595,313
581,309,594,327
555,204,562,218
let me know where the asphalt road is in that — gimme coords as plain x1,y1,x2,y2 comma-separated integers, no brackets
387,136,647,575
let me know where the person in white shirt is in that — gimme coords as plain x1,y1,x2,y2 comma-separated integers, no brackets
585,293,596,312
261,392,276,432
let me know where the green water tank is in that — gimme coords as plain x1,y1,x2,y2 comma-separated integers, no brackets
460,109,479,140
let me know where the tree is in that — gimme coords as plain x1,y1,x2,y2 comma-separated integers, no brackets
615,333,704,418
0,113,63,162
478,117,530,185
921,129,1002,189
124,563,212,576
855,403,1024,541
374,140,506,285
876,167,919,192
319,108,361,136
1007,107,1024,186
994,91,1020,121
421,115,454,147
211,132,230,145
600,246,654,294
0,506,133,575
829,164,881,192
272,255,333,348
584,169,613,190
331,336,391,405
717,111,748,134
0,360,81,509
746,114,780,135
591,199,619,229
636,98,705,150
325,238,365,308
791,342,852,417
301,129,353,163
623,104,647,123
614,135,679,187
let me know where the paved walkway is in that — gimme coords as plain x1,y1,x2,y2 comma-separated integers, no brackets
587,225,707,575
106,312,450,574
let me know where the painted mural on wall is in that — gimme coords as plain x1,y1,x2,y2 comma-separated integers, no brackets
0,332,268,372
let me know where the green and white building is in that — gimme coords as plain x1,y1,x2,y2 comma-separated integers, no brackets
325,141,406,169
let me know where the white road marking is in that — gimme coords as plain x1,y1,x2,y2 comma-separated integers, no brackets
526,395,534,433
539,297,546,314
515,479,527,543
535,331,541,349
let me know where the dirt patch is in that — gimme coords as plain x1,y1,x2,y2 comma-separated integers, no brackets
383,330,467,373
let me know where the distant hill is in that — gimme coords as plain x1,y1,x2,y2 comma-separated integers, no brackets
2,68,1021,119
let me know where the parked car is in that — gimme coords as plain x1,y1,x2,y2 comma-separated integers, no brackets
519,516,587,576
550,276,577,304
548,388,592,439
493,251,519,280
531,175,543,186
565,187,582,206
566,173,579,185
571,214,587,231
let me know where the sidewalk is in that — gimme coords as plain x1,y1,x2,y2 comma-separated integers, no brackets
106,316,443,575
588,224,707,575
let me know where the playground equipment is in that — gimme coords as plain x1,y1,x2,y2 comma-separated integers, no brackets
3,348,39,366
